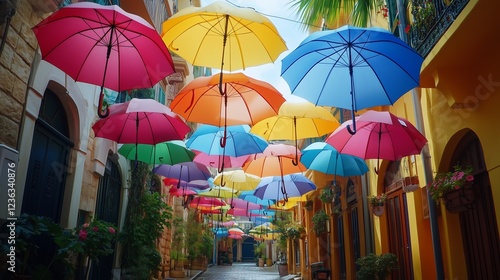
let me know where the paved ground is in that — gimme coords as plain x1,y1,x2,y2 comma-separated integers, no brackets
175,263,297,280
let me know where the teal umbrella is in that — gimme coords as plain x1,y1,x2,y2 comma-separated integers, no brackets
118,140,195,164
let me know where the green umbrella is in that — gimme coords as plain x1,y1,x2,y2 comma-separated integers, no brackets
118,140,195,164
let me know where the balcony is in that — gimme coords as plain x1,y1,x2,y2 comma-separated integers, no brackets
408,0,469,58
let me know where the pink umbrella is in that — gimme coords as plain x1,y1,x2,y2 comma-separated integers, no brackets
226,198,262,211
32,2,175,117
193,152,249,169
326,110,427,171
163,178,211,190
190,196,227,207
228,234,242,240
92,98,190,144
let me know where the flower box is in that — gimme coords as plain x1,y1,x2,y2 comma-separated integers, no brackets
442,183,475,213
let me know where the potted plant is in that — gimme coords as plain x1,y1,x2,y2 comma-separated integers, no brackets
254,242,266,267
368,193,387,216
356,253,399,280
319,186,335,203
428,164,475,212
312,210,329,236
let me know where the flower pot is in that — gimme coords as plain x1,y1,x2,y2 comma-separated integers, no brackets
371,205,385,216
278,263,288,276
258,258,264,267
442,183,475,213
266,258,273,266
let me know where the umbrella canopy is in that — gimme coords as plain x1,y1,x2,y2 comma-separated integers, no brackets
243,154,306,178
186,125,268,158
213,170,261,191
225,198,262,211
163,178,211,191
326,110,427,162
153,162,212,185
251,101,339,163
170,72,285,127
168,186,198,197
92,98,190,144
301,142,368,177
161,1,287,72
253,174,317,201
238,191,275,206
190,196,226,207
197,186,238,199
281,25,424,134
118,140,195,164
32,2,175,117
193,152,249,169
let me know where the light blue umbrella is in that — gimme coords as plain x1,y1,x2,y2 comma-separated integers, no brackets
300,142,368,177
253,174,317,201
186,124,268,158
239,190,275,206
281,25,423,134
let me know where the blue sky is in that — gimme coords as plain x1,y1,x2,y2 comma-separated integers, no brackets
199,0,310,98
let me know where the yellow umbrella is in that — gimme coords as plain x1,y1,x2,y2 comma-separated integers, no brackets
213,169,261,191
251,101,340,164
161,1,287,72
269,190,316,210
197,186,238,198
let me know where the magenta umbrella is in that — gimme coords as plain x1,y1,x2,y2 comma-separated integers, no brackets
32,2,175,117
226,198,262,211
92,98,190,145
326,110,427,171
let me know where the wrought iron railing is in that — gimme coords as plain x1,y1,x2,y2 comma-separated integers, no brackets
409,0,469,57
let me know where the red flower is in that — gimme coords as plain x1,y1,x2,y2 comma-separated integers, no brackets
83,223,89,228
93,226,99,232
405,24,411,34
79,229,88,240
108,227,116,234
466,175,474,182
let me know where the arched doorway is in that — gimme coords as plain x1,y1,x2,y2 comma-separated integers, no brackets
448,131,500,278
89,156,122,279
21,88,73,275
242,236,257,262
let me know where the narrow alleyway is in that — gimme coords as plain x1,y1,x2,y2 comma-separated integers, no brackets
189,262,296,280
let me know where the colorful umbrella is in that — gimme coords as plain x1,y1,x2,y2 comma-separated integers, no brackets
326,110,427,171
118,140,195,164
238,191,275,207
168,186,198,197
253,174,317,201
170,72,286,127
190,196,226,207
193,152,249,169
32,2,175,117
213,170,261,190
197,186,238,199
186,125,268,169
153,162,212,187
281,25,424,134
226,198,262,211
162,178,212,191
92,98,190,144
161,1,287,72
242,154,306,178
301,142,368,176
251,101,339,163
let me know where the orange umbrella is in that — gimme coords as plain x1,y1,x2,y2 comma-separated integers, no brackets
242,153,306,178
171,72,285,127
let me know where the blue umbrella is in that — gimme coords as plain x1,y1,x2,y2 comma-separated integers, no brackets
239,190,275,206
253,174,317,201
301,142,368,177
153,162,212,186
186,124,268,165
281,25,423,134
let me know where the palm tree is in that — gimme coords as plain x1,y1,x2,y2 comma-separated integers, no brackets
290,0,382,29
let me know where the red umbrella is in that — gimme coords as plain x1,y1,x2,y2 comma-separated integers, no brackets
326,110,427,171
168,186,198,197
92,98,190,144
32,2,175,117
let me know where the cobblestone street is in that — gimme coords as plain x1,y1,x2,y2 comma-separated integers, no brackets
194,263,295,280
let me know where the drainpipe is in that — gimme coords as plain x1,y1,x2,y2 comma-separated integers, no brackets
0,0,17,58
361,174,374,253
395,0,444,278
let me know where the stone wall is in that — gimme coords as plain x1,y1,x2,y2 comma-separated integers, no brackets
0,0,42,149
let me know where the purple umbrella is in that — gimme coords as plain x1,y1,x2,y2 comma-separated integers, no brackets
153,162,211,188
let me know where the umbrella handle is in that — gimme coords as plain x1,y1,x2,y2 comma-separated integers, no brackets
98,89,110,118
347,118,357,135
